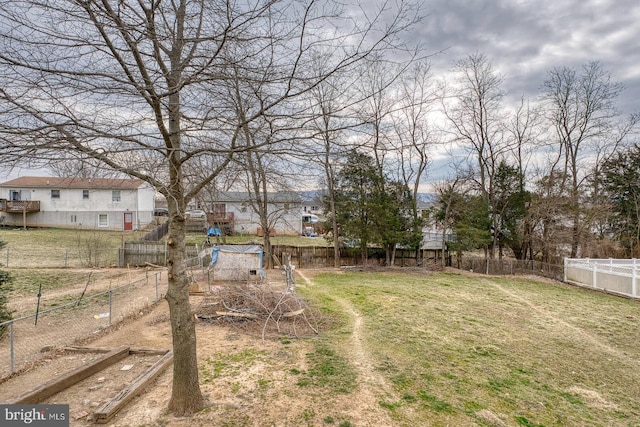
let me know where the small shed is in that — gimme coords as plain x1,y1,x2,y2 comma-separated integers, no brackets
209,245,264,281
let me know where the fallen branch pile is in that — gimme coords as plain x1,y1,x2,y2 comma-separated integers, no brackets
194,282,326,339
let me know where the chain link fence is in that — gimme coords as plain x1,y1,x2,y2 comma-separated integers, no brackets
0,271,167,379
453,256,564,281
0,246,122,268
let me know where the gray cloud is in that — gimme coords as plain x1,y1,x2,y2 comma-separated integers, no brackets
416,0,640,113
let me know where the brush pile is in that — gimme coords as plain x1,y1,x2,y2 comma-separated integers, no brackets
194,281,326,339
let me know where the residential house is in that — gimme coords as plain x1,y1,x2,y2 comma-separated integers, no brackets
197,191,303,236
0,176,155,231
300,190,325,217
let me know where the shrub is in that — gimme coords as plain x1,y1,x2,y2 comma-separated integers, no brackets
0,239,13,336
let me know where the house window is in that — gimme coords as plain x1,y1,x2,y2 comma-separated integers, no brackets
98,214,108,227
311,206,319,212
83,190,89,200
71,214,77,223
112,190,121,202
51,189,60,199
213,203,226,215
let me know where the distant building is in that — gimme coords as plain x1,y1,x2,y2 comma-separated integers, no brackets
300,190,325,217
197,191,303,236
0,176,155,231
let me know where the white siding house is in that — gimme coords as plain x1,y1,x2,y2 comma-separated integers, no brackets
0,177,155,231
198,191,304,236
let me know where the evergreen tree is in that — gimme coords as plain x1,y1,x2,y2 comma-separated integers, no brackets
493,161,531,259
325,150,378,261
600,145,640,256
327,149,416,264
436,188,492,264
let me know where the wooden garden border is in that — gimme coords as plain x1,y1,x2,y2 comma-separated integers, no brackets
6,346,172,425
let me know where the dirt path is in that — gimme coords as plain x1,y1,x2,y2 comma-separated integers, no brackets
296,269,398,426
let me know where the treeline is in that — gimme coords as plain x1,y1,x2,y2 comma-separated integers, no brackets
315,55,638,264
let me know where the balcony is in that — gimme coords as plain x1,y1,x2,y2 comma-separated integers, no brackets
207,212,234,224
0,200,41,213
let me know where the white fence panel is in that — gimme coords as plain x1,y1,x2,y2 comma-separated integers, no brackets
564,258,639,299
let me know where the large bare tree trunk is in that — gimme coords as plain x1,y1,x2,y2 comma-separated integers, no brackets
165,212,205,414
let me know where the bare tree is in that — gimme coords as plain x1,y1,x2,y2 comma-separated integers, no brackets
305,62,359,267
49,155,124,179
504,96,544,260
0,0,422,415
390,59,437,261
542,61,638,257
443,53,511,259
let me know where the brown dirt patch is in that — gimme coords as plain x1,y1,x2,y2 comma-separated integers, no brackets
1,269,398,426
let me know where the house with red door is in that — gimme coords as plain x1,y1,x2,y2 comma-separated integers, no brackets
0,176,155,231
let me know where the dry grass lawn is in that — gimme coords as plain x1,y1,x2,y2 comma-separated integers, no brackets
2,227,639,426
297,269,640,426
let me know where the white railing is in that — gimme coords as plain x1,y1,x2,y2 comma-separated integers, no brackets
564,258,640,299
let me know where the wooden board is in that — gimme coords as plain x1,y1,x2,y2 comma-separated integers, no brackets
8,346,130,404
93,350,173,424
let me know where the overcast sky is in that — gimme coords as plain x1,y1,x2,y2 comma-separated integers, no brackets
418,0,640,114
1,0,638,183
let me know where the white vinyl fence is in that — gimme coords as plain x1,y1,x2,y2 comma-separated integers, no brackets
564,258,640,299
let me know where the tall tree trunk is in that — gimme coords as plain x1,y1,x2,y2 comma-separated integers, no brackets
165,71,204,413
165,198,205,414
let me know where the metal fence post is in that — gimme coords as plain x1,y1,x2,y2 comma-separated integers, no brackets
9,321,14,374
109,290,113,325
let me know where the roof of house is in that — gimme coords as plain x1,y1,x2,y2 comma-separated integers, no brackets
210,191,302,203
0,176,146,190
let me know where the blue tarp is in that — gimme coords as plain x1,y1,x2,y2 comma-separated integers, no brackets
211,245,220,265
207,226,221,236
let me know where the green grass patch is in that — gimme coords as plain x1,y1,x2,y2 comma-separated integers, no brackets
9,269,101,296
296,341,356,394
200,349,267,384
299,270,640,426
0,228,145,249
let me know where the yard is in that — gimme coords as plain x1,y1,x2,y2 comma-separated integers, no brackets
2,262,640,426
2,229,639,425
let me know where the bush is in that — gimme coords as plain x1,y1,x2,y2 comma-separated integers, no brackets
0,240,13,336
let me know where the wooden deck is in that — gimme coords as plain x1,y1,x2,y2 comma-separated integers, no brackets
0,200,41,212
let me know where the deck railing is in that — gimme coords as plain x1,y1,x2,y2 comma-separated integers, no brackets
0,200,41,212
